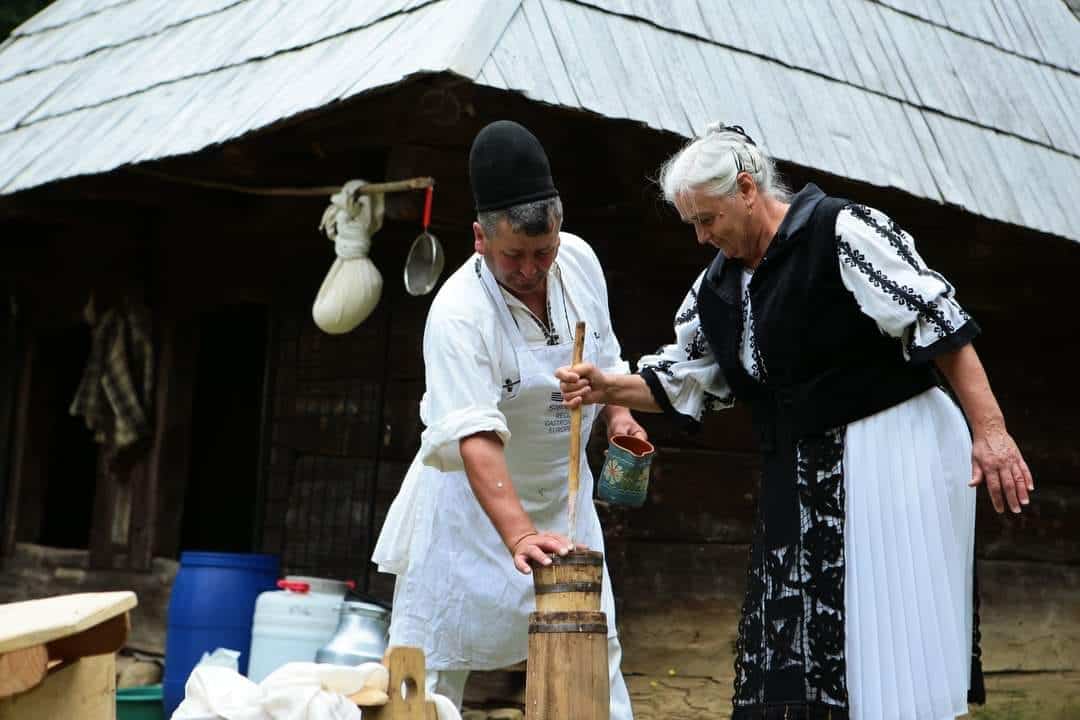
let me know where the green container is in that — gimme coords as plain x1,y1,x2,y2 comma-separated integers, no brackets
116,684,165,720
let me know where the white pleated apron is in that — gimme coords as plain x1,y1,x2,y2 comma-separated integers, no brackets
380,260,617,670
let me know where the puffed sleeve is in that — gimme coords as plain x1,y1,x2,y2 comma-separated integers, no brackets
636,270,734,430
418,310,510,472
836,204,980,364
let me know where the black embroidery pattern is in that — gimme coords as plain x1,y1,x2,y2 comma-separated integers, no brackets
836,237,956,340
474,257,482,276
769,617,802,669
735,538,808,704
649,358,676,377
536,294,557,345
766,544,805,674
733,429,849,711
674,288,700,326
733,532,766,705
703,389,734,411
766,544,801,598
685,327,709,360
845,204,953,293
742,284,767,382
798,428,848,706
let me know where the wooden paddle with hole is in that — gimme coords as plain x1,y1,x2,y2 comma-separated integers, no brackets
567,321,586,542
356,646,437,720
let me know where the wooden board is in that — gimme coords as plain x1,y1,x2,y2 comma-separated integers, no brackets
0,653,115,720
0,592,136,654
44,613,130,662
0,645,48,699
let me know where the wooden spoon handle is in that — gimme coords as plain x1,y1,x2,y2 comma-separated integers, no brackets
568,321,586,540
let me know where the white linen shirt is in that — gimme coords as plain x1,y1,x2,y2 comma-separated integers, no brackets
418,232,629,473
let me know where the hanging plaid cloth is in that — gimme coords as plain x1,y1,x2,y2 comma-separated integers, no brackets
70,300,154,449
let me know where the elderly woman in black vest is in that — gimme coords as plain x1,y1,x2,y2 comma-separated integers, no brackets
557,124,1032,719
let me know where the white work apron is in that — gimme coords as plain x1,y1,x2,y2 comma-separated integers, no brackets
386,260,617,670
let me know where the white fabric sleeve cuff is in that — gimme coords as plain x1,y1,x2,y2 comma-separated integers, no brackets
647,359,722,421
419,405,511,473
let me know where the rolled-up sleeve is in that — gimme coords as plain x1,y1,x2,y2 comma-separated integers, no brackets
419,312,510,472
836,204,979,364
636,271,733,431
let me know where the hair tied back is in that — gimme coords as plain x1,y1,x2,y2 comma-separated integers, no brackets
704,122,757,146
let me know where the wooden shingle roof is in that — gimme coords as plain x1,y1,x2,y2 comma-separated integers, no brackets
1,0,1078,241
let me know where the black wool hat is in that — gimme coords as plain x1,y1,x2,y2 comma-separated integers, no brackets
469,120,559,212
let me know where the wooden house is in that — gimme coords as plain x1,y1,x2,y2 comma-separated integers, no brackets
1,0,1078,715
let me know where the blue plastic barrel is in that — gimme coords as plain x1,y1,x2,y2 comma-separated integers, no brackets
163,552,279,717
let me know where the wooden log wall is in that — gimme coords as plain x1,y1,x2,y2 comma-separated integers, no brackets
257,228,430,595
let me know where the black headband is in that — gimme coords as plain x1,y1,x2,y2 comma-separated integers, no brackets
710,123,757,146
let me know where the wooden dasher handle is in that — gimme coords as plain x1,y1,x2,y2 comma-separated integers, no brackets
567,321,585,542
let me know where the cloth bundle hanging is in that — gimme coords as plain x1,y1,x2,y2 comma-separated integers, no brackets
314,181,386,334
69,298,154,450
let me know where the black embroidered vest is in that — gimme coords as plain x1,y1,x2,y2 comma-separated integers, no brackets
696,188,937,448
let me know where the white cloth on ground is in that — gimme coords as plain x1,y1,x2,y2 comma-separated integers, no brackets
171,660,461,720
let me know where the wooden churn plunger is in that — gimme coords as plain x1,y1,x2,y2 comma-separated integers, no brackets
525,321,610,720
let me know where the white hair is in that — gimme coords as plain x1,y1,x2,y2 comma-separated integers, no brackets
658,124,790,204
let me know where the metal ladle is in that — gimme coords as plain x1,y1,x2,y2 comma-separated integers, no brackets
404,186,445,296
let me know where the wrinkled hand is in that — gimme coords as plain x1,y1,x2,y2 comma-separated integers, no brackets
606,412,648,441
510,531,575,574
971,420,1033,514
556,362,610,409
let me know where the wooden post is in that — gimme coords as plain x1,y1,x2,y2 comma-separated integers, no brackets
0,291,20,558
87,453,119,570
127,316,183,571
1,338,34,557
152,317,199,560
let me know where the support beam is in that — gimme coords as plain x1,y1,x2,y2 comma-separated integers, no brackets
1,339,33,557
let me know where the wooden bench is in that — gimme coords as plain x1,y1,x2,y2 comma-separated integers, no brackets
0,591,136,720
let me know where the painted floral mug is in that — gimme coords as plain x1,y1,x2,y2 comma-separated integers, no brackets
597,434,655,507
